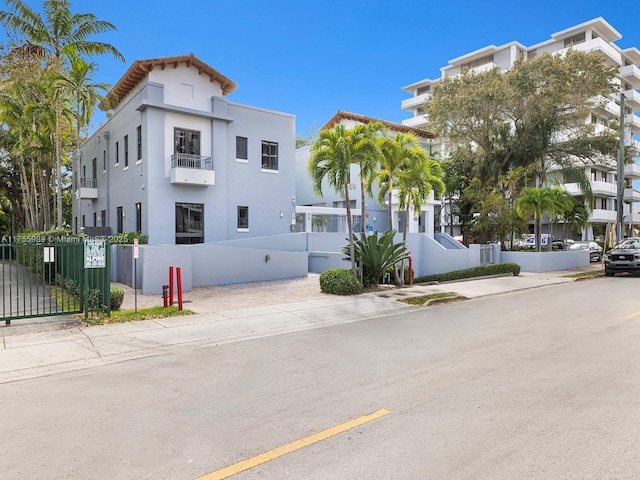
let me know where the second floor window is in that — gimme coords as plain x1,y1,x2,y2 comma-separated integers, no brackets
236,136,248,160
124,135,129,167
175,128,200,155
137,125,142,161
115,141,119,165
261,141,278,170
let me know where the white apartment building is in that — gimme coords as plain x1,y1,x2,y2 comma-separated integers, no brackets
401,17,640,241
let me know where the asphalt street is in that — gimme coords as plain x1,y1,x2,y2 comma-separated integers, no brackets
2,274,639,479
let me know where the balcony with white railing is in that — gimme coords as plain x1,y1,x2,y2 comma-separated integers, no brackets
625,163,640,178
623,89,640,111
625,211,640,224
77,177,98,199
589,208,617,223
626,113,640,133
401,115,428,128
401,92,432,111
625,188,640,203
619,64,640,89
561,37,622,66
564,180,616,197
170,153,215,186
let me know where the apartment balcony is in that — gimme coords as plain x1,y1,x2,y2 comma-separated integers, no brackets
563,37,622,66
564,181,616,197
589,208,617,223
625,211,640,224
77,177,97,199
619,64,640,89
401,116,428,128
626,113,640,133
170,153,215,186
623,89,640,111
624,163,640,178
401,92,432,111
624,188,640,203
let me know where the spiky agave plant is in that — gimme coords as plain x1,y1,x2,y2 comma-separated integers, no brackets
341,230,408,288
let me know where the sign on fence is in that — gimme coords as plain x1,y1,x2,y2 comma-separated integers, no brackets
84,238,106,268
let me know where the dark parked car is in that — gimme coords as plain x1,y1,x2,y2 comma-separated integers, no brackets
568,240,603,262
604,237,640,276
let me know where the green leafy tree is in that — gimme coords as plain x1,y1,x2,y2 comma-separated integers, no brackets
516,187,567,252
0,0,125,229
397,155,444,241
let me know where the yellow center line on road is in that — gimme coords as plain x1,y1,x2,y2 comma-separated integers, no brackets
624,311,640,319
196,408,391,480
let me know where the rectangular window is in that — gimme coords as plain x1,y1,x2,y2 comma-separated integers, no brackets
82,215,86,228
136,125,142,161
117,206,124,234
101,210,106,227
124,135,129,168
600,198,606,210
136,202,142,233
103,150,106,172
175,203,204,244
236,136,248,160
261,141,278,170
174,128,200,155
91,157,97,181
237,206,249,230
115,141,119,165
93,212,97,227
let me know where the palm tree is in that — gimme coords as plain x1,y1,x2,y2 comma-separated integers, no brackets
309,124,375,276
516,187,567,252
53,54,109,232
376,132,425,232
0,0,125,228
397,156,445,241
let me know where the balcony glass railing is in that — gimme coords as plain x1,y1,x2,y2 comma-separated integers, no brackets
171,153,213,170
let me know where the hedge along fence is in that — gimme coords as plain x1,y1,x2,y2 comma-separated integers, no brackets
55,274,125,312
413,263,521,284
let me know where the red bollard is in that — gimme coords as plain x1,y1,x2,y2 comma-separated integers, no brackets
162,284,169,307
176,267,183,311
410,257,414,285
169,266,174,306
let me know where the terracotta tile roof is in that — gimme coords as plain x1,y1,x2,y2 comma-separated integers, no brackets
100,53,238,110
320,110,434,139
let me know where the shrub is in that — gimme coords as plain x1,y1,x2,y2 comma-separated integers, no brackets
413,263,521,284
319,268,362,295
110,287,125,311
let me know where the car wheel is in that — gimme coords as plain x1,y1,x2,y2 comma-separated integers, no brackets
605,269,615,277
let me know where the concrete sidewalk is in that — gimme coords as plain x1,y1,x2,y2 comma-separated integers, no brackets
0,265,602,384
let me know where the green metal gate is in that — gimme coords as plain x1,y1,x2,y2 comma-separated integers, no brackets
1,237,111,325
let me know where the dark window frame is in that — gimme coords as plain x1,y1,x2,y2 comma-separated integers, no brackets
237,206,249,229
236,136,248,160
174,127,201,155
137,125,142,161
261,140,278,170
175,202,204,244
124,135,129,167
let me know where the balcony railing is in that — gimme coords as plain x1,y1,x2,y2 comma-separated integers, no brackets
80,177,96,188
170,153,215,186
171,153,213,170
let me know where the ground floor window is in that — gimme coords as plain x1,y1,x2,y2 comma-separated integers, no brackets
136,203,142,233
176,203,204,244
237,206,249,230
117,207,123,234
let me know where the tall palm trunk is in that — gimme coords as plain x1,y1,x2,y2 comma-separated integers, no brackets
344,184,356,276
55,99,63,228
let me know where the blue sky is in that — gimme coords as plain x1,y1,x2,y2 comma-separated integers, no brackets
9,1,640,136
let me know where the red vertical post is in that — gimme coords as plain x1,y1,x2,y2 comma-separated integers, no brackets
176,267,183,311
169,266,174,306
409,255,413,285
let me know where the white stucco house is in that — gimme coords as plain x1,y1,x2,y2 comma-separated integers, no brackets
75,54,297,244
